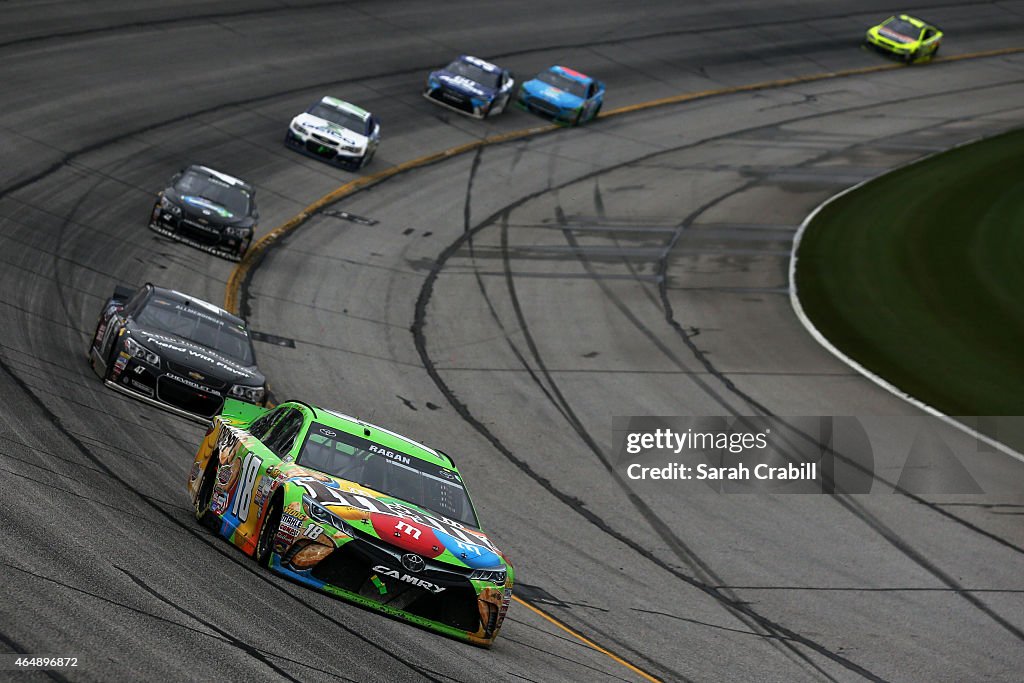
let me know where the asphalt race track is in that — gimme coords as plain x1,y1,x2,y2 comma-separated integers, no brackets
1,2,1023,681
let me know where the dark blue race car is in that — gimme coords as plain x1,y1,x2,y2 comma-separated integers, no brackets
423,55,516,119
517,65,605,126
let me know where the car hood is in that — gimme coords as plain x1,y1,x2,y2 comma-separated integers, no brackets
521,79,584,107
127,323,263,384
430,70,497,98
292,112,369,147
283,468,507,570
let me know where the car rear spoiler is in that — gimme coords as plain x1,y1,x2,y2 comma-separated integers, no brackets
111,284,136,303
220,397,269,427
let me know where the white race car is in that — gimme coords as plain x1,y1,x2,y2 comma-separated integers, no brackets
285,96,381,169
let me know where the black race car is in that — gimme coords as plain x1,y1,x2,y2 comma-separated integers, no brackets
148,165,258,260
88,284,267,422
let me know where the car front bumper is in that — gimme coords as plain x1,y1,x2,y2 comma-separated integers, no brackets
285,129,366,168
149,205,248,259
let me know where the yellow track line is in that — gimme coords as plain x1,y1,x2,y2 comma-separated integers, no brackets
222,43,1024,681
512,596,661,683
224,44,1024,314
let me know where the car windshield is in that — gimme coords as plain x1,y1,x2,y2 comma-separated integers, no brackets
444,60,500,89
881,18,921,40
308,103,371,135
297,425,479,527
135,295,254,364
536,71,587,98
174,170,250,217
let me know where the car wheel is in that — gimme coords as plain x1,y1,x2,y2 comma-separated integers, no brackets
904,50,917,64
237,236,252,259
359,148,375,169
102,340,122,381
591,102,602,121
254,496,282,567
930,44,940,59
87,318,105,366
194,457,219,529
571,108,583,126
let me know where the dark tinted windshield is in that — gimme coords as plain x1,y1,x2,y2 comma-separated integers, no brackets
444,60,500,89
536,71,587,98
298,425,479,527
174,170,251,217
308,103,371,135
881,18,922,40
135,295,254,364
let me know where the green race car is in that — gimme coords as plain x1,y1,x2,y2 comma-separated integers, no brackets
188,398,514,646
864,14,943,63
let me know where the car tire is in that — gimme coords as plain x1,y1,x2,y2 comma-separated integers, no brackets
904,50,917,64
591,102,602,121
237,236,252,260
359,148,375,169
87,318,105,367
930,45,939,59
194,457,219,529
571,108,583,126
102,339,122,381
197,464,220,532
254,496,282,567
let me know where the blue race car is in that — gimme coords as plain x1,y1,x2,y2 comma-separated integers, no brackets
423,55,516,119
517,65,605,126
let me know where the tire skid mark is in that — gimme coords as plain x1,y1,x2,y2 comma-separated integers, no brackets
461,113,669,683
518,200,840,681
0,1,346,51
408,79,1024,683
497,636,635,683
461,147,575,427
116,565,302,683
562,106,1024,647
413,181,886,683
4,560,357,680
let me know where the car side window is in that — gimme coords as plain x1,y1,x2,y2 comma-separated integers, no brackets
249,407,283,441
586,83,595,99
263,409,305,457
123,287,150,317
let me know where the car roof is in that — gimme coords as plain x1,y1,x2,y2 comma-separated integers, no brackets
297,403,455,469
550,65,592,84
147,285,247,327
319,96,371,120
893,14,927,28
185,165,254,193
458,54,500,73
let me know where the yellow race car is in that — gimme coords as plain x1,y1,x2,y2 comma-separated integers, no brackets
864,14,943,63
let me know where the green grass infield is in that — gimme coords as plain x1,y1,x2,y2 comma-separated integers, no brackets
795,128,1024,427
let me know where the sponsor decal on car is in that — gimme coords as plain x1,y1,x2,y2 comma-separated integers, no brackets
372,565,446,593
211,489,228,514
